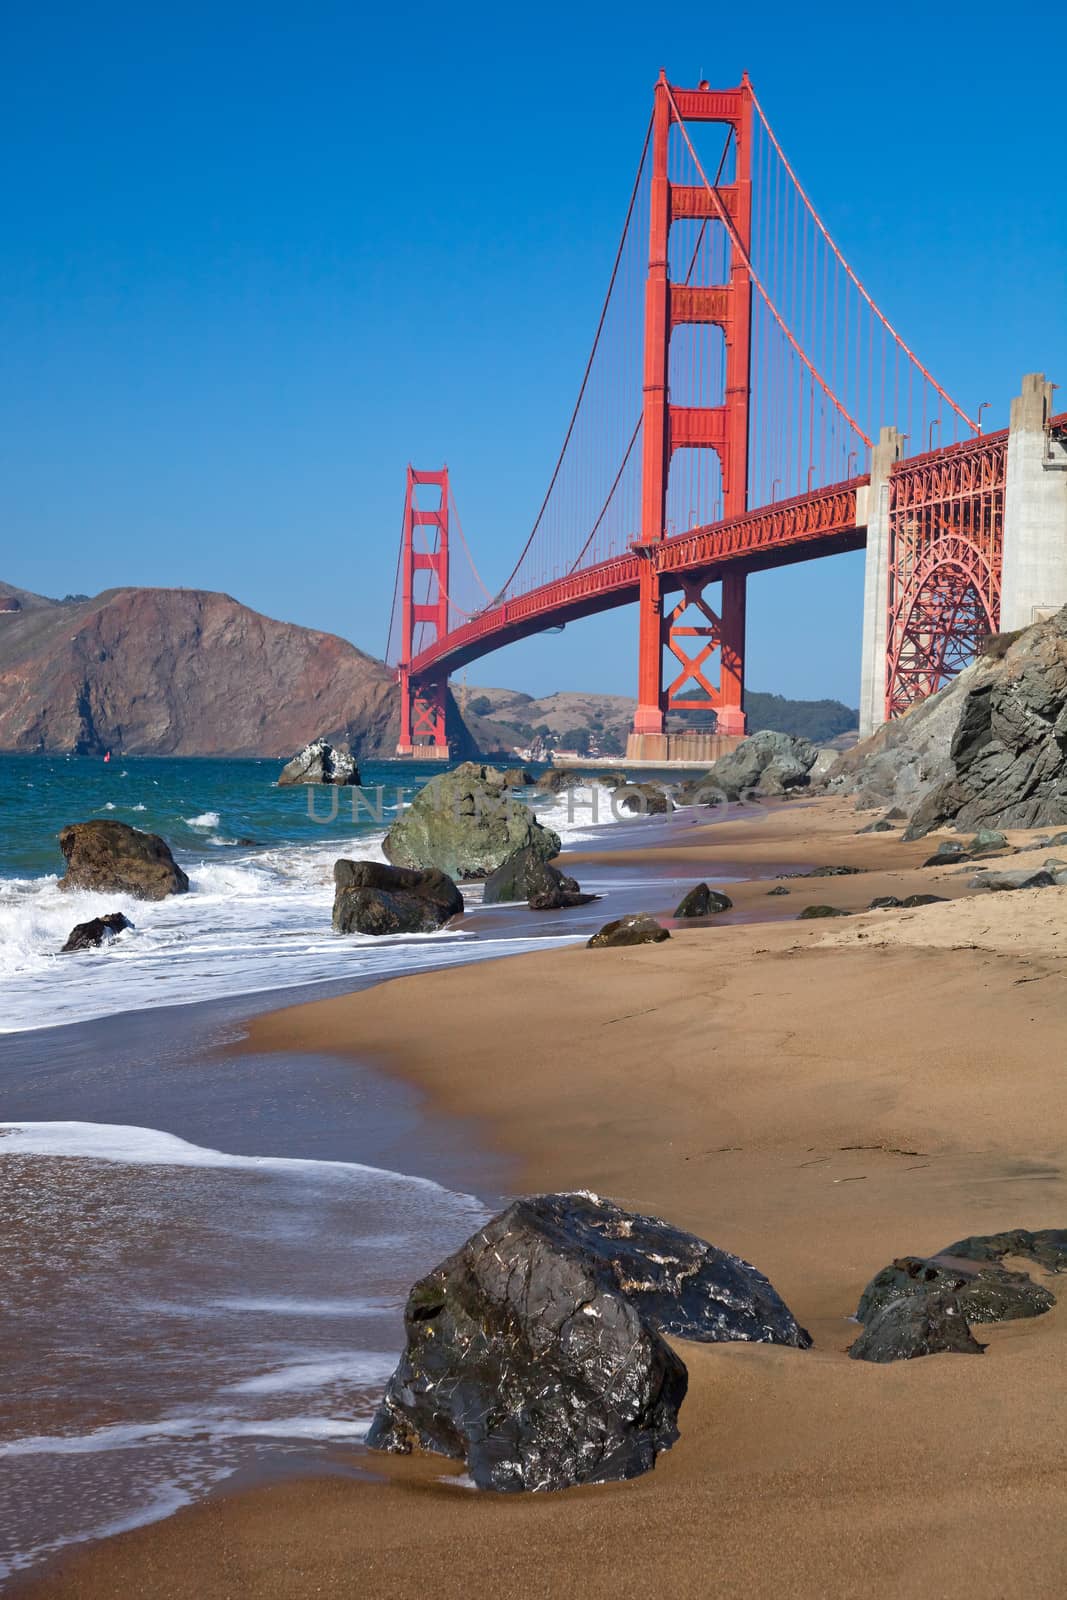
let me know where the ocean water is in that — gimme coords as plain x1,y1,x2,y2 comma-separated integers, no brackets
0,1116,491,1582
0,753,704,1585
0,754,633,1034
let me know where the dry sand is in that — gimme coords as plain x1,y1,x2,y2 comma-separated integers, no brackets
27,797,1067,1599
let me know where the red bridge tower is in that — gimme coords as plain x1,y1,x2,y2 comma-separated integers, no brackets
631,72,753,758
395,466,451,758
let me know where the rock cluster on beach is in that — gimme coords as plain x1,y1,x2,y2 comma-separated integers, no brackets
367,1192,810,1492
384,763,561,879
58,820,189,900
849,1227,1065,1362
332,860,463,935
278,738,360,786
830,604,1067,836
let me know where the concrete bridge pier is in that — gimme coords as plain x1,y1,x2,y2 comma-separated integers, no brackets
857,425,904,738
1000,372,1067,631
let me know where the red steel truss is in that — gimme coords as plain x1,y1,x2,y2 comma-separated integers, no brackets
885,431,1007,718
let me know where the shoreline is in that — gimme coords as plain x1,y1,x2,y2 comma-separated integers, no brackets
19,794,1067,1598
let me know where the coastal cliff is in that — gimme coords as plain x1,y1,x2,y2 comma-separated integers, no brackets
0,581,402,757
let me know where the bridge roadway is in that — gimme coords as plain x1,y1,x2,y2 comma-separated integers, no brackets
408,476,866,684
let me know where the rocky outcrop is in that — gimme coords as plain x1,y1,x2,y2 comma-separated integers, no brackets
60,912,134,952
674,884,732,917
680,731,819,804
384,764,561,879
366,1193,810,1491
831,606,1067,835
797,904,850,919
332,860,462,935
58,821,189,900
587,915,670,948
849,1228,1062,1363
278,739,359,786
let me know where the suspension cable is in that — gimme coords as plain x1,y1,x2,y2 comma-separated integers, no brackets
497,115,654,597
749,86,977,434
664,83,873,450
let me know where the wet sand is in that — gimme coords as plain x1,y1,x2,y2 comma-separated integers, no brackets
24,796,1067,1598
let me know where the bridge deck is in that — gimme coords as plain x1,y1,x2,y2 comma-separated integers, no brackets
409,478,865,681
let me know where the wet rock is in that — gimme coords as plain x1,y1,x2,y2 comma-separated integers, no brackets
60,912,134,953
483,846,579,906
922,842,971,868
332,859,463,935
940,1227,1067,1274
856,1252,1055,1328
767,885,790,896
858,818,894,833
968,868,1056,892
528,888,598,910
587,915,670,948
384,763,561,879
504,767,536,788
58,820,189,900
869,895,902,909
848,1291,985,1362
617,783,673,815
674,883,732,918
366,1192,810,1491
278,738,359,786
797,905,850,919
901,893,948,908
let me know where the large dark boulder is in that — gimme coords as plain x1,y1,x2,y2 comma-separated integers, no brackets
366,1193,810,1491
384,763,561,879
682,731,819,805
674,883,732,918
797,904,850,919
587,915,670,948
848,1291,985,1362
332,859,462,935
483,845,578,905
58,821,189,900
60,912,134,953
278,738,359,786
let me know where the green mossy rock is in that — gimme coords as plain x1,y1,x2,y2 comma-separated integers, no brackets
384,763,561,879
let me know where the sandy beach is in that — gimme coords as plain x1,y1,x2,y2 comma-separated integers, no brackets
25,795,1067,1599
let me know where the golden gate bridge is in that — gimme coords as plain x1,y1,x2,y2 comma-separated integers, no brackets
386,73,1067,761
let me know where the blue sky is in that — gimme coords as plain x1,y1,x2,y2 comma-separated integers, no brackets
2,1,1064,706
